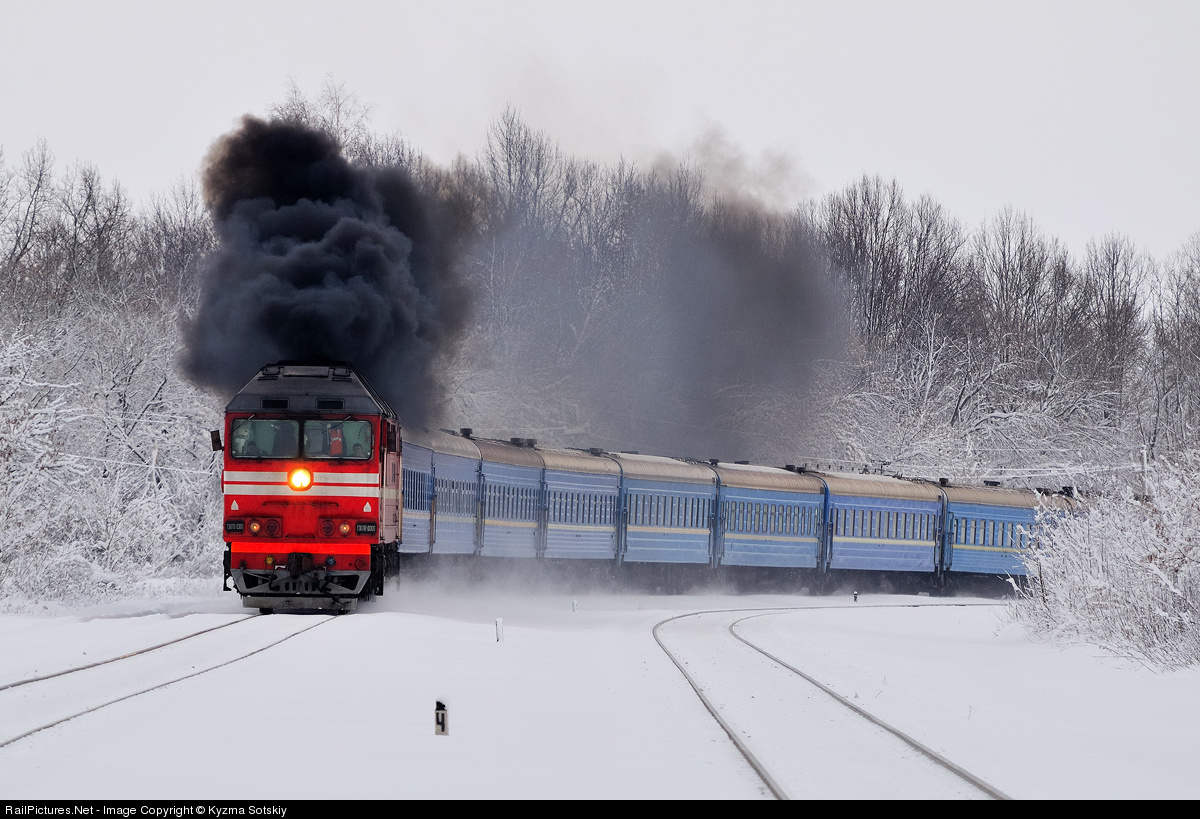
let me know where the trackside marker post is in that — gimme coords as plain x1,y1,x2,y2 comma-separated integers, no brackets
435,701,448,735
495,618,503,642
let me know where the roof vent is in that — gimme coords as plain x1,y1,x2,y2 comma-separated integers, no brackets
317,399,344,410
1061,486,1076,497
524,438,537,448
734,460,750,465
459,428,473,439
587,447,604,456
261,398,289,410
984,480,1001,487
939,477,950,486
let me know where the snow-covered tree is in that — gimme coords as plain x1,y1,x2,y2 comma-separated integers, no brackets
1015,454,1200,668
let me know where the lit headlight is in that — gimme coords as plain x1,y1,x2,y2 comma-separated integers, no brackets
248,519,262,535
338,521,352,536
288,468,313,491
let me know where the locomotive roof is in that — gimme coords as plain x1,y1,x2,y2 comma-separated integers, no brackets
226,364,394,417
711,462,827,493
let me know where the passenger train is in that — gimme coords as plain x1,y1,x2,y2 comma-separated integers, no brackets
218,364,1074,612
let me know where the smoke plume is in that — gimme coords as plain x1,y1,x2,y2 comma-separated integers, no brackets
182,116,470,424
579,188,840,461
458,110,843,462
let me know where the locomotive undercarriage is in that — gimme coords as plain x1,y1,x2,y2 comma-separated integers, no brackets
230,567,374,612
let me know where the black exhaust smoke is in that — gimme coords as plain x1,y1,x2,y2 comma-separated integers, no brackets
182,116,469,424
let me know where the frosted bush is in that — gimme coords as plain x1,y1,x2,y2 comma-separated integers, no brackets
1015,454,1200,668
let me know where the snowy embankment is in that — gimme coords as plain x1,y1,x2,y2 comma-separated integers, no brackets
0,582,1196,799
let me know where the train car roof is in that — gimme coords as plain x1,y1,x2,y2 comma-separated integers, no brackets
941,484,1042,508
711,462,826,493
472,438,545,469
538,448,623,476
608,452,716,485
816,471,944,501
402,427,481,460
226,364,394,417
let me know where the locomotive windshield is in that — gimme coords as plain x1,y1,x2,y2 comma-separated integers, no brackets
229,418,374,460
303,420,374,459
230,419,299,459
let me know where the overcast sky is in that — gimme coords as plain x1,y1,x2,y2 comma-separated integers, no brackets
1,0,1196,259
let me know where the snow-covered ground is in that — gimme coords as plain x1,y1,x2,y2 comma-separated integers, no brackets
0,578,1196,799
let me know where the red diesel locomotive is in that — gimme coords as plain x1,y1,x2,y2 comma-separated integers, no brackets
219,363,401,612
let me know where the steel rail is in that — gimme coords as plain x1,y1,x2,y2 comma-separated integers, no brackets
0,616,332,749
653,609,791,800
0,614,259,692
729,611,1011,800
653,601,1006,801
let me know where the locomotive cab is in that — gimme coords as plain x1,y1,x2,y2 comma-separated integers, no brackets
220,364,402,612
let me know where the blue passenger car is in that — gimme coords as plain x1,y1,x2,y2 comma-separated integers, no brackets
612,454,717,565
541,448,621,560
391,425,1070,587
399,433,434,553
943,485,1066,576
712,463,825,568
428,431,482,556
475,440,543,558
820,473,943,572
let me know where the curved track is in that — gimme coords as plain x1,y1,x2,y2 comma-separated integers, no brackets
654,604,1009,800
0,614,332,749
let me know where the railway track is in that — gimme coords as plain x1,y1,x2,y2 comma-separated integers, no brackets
653,603,1010,800
0,613,333,749
0,614,257,692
